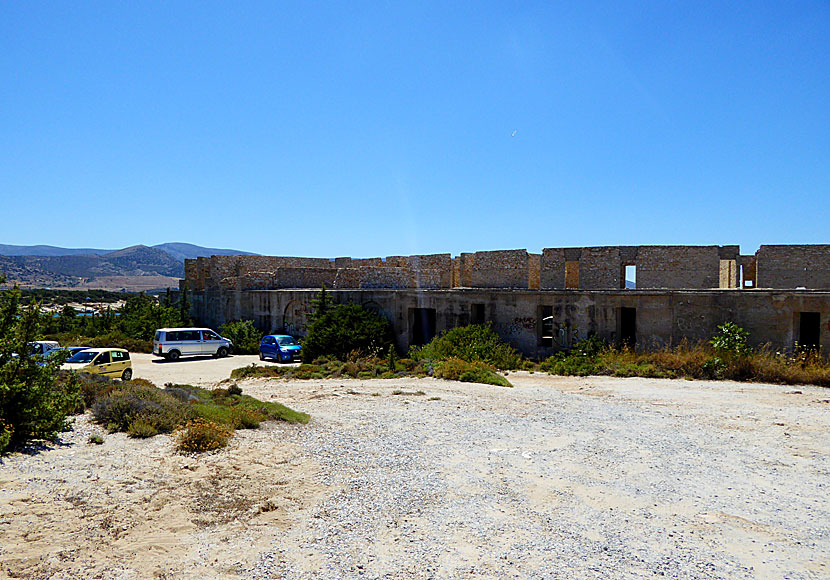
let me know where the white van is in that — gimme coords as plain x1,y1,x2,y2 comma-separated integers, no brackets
152,328,233,361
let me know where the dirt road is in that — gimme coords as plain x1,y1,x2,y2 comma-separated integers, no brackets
1,372,828,579
130,352,271,386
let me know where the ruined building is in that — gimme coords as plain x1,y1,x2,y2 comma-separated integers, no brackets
184,245,830,358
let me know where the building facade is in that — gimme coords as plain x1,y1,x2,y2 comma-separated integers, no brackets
183,245,830,358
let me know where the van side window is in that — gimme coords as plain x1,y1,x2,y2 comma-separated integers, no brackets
167,331,180,341
111,351,127,361
202,331,220,340
180,331,200,341
95,352,111,365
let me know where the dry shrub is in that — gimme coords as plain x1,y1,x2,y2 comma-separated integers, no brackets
177,419,232,453
231,407,264,429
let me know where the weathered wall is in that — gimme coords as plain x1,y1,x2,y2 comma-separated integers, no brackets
636,246,722,289
541,248,566,289
190,285,830,359
578,247,622,290
756,245,830,289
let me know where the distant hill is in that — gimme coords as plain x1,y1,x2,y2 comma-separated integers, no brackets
151,242,258,262
0,245,184,290
0,242,257,262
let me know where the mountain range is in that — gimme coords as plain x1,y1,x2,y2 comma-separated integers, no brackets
0,243,257,291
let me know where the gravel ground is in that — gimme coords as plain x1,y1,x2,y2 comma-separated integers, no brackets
1,372,828,579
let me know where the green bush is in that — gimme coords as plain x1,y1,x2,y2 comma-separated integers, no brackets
177,418,232,453
710,322,751,358
302,303,394,361
219,320,261,355
410,324,521,370
435,358,513,387
0,285,81,452
91,383,196,434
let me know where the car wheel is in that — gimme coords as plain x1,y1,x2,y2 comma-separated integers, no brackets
167,350,181,361
121,368,133,381
259,351,265,361
217,347,229,358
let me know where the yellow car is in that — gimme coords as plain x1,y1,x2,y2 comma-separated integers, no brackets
62,348,133,381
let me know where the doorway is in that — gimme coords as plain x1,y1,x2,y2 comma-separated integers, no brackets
799,312,821,349
410,308,436,346
620,307,636,347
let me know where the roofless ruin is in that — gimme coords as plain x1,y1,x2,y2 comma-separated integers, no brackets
184,245,830,357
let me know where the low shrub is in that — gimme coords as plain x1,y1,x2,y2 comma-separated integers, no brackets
435,358,512,387
91,383,196,434
177,419,232,453
410,324,521,370
127,418,159,438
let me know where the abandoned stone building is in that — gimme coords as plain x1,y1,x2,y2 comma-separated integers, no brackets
184,245,830,358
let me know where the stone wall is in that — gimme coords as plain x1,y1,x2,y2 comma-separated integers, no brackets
184,244,830,293
756,245,830,289
461,249,530,289
636,246,723,289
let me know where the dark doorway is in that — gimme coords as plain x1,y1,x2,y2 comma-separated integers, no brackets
620,307,636,347
471,303,485,325
799,312,821,349
411,308,436,346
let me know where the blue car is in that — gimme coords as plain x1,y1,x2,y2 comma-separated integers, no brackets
259,334,302,363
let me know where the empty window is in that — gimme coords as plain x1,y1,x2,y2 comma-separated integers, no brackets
623,265,636,289
565,261,579,289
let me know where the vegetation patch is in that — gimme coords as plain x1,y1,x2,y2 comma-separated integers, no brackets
409,324,521,370
302,289,395,361
177,418,232,453
434,358,513,387
539,325,830,387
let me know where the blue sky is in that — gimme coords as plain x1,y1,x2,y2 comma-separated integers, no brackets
1,1,828,258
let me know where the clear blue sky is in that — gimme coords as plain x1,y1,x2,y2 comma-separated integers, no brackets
1,1,828,258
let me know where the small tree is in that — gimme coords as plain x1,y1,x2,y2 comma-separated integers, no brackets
710,322,751,358
308,285,331,323
178,283,191,326
219,320,261,354
0,282,81,452
303,303,394,361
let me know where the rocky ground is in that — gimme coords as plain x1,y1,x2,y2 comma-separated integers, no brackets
1,368,828,579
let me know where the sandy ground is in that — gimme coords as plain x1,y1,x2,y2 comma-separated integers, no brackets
130,352,267,386
1,362,829,579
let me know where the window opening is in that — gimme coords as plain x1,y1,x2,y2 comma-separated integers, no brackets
624,265,636,289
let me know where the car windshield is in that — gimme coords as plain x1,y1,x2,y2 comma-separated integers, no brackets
67,351,98,363
277,336,297,346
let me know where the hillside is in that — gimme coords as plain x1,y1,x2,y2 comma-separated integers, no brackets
0,246,183,290
0,242,257,262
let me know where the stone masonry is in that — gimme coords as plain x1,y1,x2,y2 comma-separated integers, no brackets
185,245,830,358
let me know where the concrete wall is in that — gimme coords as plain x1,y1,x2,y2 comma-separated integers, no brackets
190,285,830,359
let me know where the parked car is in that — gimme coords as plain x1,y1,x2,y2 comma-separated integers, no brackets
62,348,132,381
37,346,90,367
259,334,302,363
153,327,233,361
28,341,61,358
